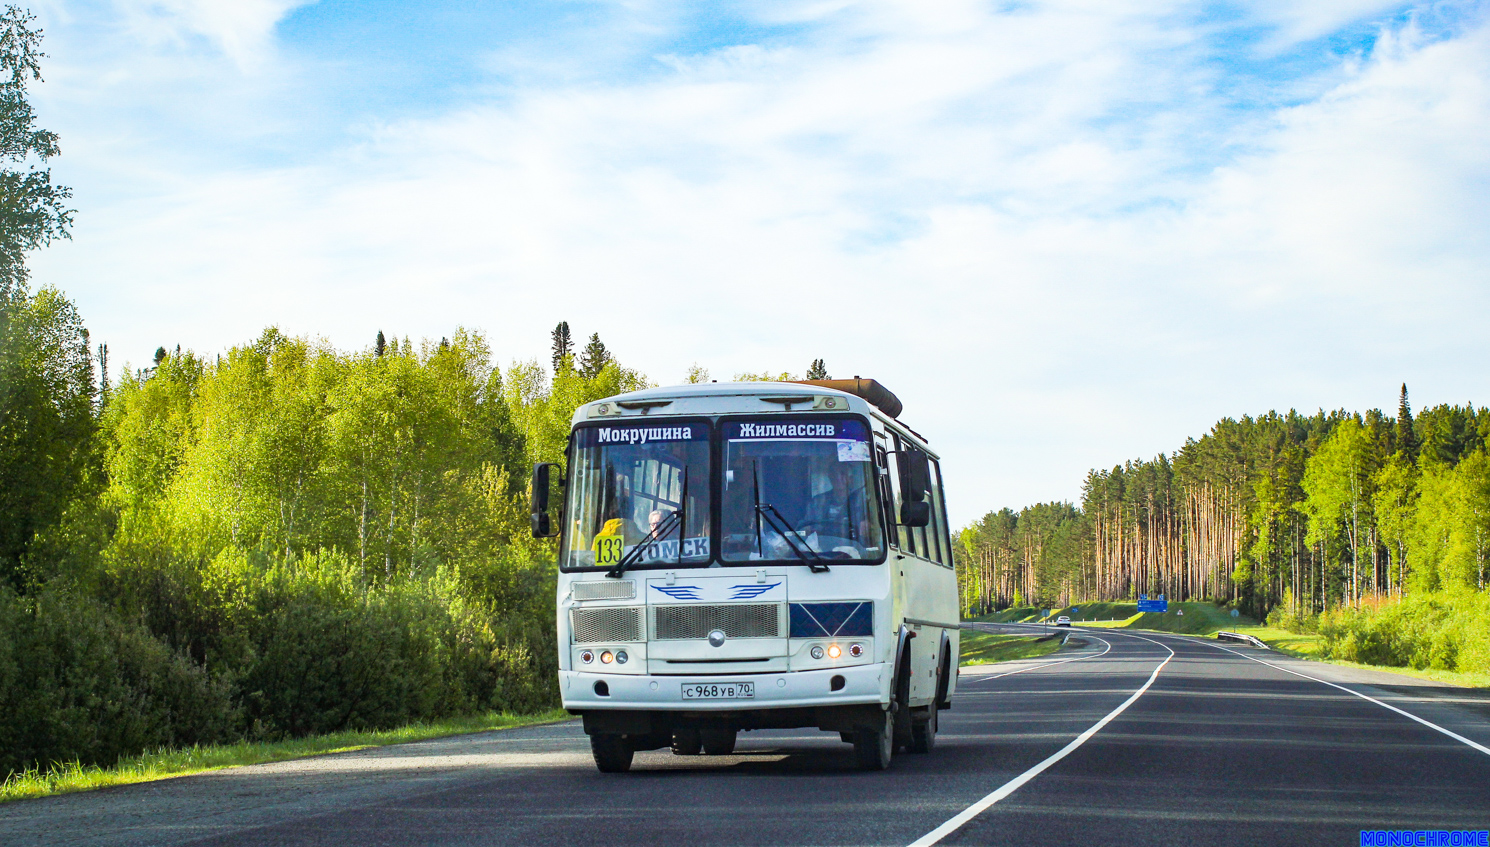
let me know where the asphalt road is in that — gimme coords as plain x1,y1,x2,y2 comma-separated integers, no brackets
7,627,1490,847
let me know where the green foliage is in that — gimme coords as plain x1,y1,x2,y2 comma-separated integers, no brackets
0,304,661,779
1405,452,1490,593
0,285,96,589
957,502,1086,614
550,322,571,372
0,587,236,776
806,359,828,380
577,332,610,379
1318,590,1490,674
734,370,798,382
0,6,71,293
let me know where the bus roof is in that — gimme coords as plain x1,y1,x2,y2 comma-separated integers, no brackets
576,380,931,449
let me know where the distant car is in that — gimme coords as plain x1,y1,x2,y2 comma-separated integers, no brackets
1054,616,1071,627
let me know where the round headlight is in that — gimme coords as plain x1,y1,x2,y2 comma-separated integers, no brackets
849,643,863,658
615,650,628,664
600,651,614,664
810,646,824,660
580,650,594,664
827,644,842,659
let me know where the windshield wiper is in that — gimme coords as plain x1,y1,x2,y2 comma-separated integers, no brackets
751,461,828,573
607,468,687,579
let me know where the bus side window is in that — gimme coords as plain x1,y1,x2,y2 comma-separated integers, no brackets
928,459,952,567
897,435,930,558
883,442,915,556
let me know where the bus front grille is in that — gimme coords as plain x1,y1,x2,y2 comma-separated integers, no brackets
571,607,644,643
652,604,781,640
572,580,637,601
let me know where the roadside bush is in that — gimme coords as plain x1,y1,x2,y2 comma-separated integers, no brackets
1318,590,1490,674
102,547,559,740
0,587,236,776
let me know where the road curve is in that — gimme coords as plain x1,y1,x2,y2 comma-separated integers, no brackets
5,628,1488,847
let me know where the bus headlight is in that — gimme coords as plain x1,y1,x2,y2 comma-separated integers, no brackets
810,646,824,660
827,644,842,660
600,651,614,664
849,643,863,658
615,650,628,664
581,650,594,664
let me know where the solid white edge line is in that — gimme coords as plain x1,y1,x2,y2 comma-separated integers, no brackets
908,636,1174,847
1201,640,1490,757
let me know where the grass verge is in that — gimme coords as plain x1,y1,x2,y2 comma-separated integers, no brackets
0,708,571,805
960,630,1065,666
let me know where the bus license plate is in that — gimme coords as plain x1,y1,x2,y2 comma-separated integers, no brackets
682,682,754,700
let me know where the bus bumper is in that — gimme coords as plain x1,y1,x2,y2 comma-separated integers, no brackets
560,662,890,712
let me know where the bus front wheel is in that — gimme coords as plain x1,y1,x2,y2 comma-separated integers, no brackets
853,711,894,771
590,734,634,773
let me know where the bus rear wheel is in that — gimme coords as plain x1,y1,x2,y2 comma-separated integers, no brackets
700,728,736,755
853,711,894,771
590,734,634,773
909,706,937,754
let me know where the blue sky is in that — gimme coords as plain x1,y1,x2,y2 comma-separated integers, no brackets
24,0,1490,523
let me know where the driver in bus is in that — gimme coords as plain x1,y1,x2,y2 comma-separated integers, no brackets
801,461,857,542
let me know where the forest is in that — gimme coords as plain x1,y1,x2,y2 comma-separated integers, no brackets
0,304,657,778
956,393,1490,675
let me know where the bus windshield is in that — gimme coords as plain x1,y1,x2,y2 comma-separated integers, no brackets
720,417,884,563
563,421,711,570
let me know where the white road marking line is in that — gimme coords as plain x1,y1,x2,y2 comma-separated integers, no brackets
909,637,1174,847
1201,640,1490,758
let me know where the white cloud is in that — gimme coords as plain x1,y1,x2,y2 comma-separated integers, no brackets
25,0,1490,522
108,0,309,67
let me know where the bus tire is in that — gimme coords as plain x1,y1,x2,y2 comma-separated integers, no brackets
590,734,634,773
910,706,937,754
701,728,736,755
853,711,894,771
671,728,702,756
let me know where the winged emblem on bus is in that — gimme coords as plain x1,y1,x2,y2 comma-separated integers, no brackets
729,583,782,600
650,584,703,601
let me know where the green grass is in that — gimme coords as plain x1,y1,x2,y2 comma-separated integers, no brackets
960,630,1066,666
0,709,571,805
965,607,1044,623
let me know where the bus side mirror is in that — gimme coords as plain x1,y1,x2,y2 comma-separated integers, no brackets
900,500,931,527
899,449,930,503
531,462,562,538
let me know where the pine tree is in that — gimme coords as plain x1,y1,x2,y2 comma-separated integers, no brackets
551,322,572,372
578,332,610,379
375,330,386,358
807,359,829,380
1396,384,1417,460
153,346,167,368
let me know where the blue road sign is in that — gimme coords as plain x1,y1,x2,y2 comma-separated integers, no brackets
1137,599,1168,613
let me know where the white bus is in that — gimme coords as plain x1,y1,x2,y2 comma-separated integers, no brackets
529,378,960,772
